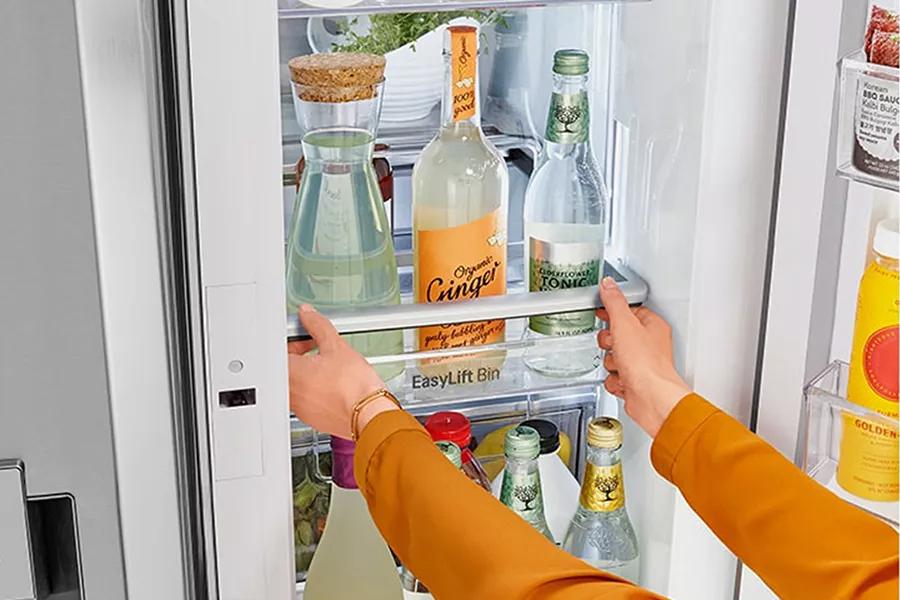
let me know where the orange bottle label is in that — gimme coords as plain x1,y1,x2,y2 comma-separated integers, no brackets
449,26,477,122
416,208,506,351
848,262,899,416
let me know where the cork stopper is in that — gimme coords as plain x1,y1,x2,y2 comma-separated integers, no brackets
288,53,385,102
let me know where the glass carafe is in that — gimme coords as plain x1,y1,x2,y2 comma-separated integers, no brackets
286,78,404,381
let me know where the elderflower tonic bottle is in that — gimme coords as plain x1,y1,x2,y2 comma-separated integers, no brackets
523,49,607,378
499,425,554,542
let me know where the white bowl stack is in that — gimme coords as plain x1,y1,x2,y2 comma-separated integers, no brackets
308,17,479,123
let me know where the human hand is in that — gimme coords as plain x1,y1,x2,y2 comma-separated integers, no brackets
288,305,398,439
596,277,692,438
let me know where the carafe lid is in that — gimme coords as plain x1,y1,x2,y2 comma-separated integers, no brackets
519,419,560,454
425,412,472,449
587,417,623,449
288,52,385,102
873,218,899,259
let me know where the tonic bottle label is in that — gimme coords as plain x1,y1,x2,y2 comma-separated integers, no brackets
546,92,589,144
528,237,601,335
417,208,506,351
580,462,625,512
500,470,547,523
450,27,477,122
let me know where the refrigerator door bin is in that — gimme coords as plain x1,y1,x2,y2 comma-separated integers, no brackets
800,360,899,524
834,50,899,192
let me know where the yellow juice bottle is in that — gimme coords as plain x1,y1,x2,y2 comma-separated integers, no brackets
837,218,899,501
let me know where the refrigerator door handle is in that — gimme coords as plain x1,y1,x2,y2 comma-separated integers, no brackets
287,261,648,340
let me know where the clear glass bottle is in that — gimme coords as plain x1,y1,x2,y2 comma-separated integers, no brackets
563,417,639,583
523,49,607,378
412,25,509,359
400,441,463,598
285,54,403,382
499,425,554,542
304,437,403,599
491,419,580,543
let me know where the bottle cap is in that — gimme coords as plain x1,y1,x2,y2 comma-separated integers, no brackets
435,441,463,469
519,419,561,454
553,49,589,76
330,436,358,489
504,425,541,460
425,412,473,449
873,218,900,260
587,417,623,449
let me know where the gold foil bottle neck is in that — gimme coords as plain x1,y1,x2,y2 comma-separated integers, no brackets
588,417,623,448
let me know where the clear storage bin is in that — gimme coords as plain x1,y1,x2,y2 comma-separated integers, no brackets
835,51,899,192
800,360,899,524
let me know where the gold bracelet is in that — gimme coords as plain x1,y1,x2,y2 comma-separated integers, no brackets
350,388,402,441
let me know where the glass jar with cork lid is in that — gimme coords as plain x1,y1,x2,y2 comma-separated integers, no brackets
285,52,404,382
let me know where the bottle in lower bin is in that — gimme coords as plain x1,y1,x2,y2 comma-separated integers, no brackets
304,437,403,600
490,419,580,543
424,411,493,491
564,417,639,583
499,425,555,542
400,441,463,599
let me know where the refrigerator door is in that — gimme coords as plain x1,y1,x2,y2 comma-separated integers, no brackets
610,1,789,597
181,0,789,598
746,0,899,597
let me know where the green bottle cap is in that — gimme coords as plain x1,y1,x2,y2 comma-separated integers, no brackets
552,49,589,76
504,425,541,460
435,440,462,469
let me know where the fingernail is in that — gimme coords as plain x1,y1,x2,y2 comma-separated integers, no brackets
300,304,315,313
601,276,617,290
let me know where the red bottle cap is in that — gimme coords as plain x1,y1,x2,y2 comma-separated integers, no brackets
424,411,472,449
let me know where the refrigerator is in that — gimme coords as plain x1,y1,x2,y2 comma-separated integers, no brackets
0,0,894,599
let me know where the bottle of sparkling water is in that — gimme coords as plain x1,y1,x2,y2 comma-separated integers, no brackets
499,426,554,542
490,419,580,543
400,441,463,599
523,49,607,378
563,417,639,583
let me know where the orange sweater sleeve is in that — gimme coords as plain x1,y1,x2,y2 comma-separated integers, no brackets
651,393,899,600
354,410,664,600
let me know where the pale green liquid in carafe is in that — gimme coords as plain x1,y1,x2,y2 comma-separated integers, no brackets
286,129,403,381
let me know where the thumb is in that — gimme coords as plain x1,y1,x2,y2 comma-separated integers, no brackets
599,277,635,331
298,305,341,352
